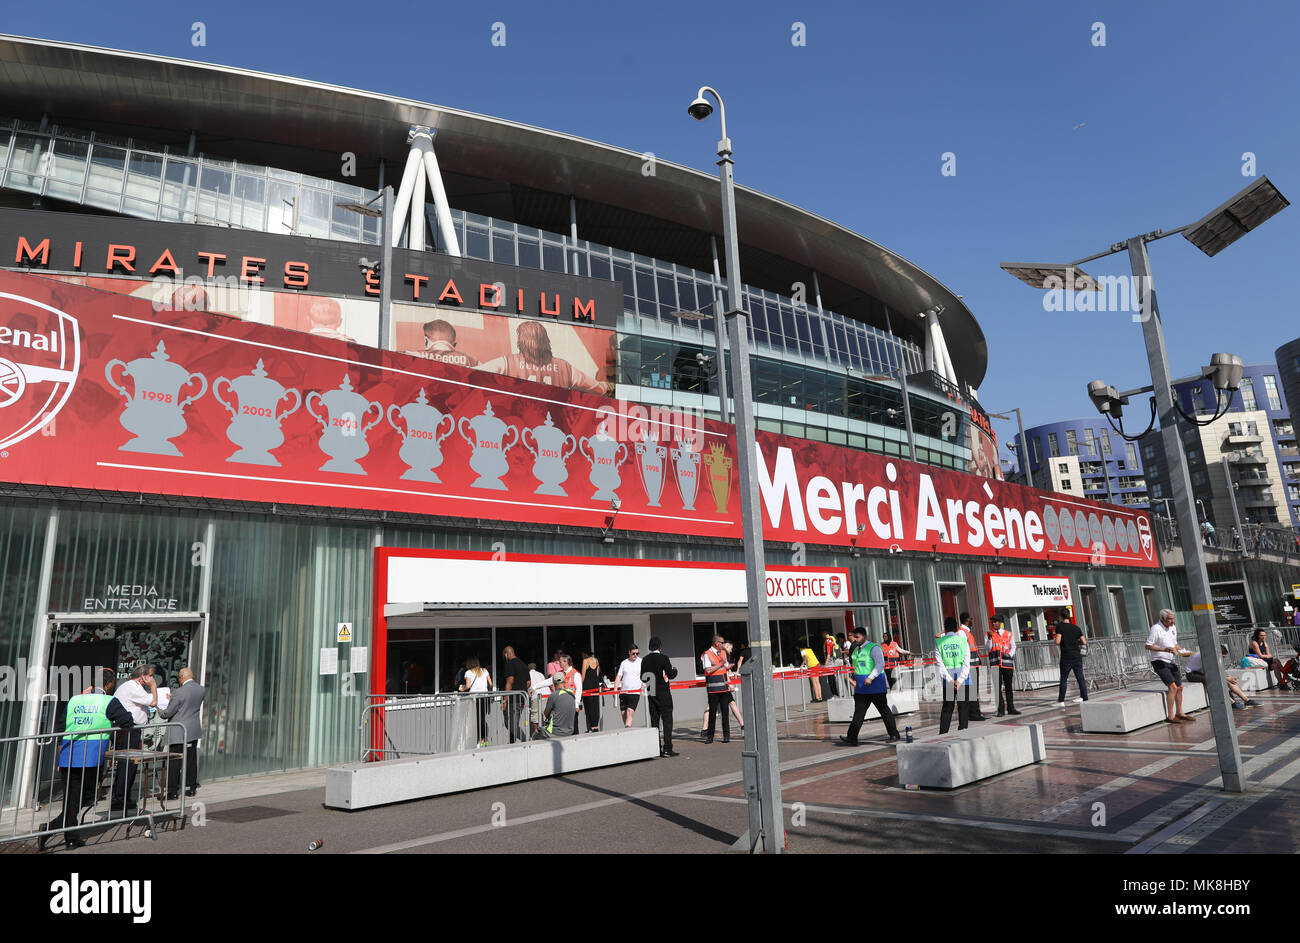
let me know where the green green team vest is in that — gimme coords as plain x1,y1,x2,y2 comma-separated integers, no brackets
937,634,967,670
851,644,876,675
65,692,113,739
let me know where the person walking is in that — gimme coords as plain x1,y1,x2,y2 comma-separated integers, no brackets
838,628,900,745
39,667,123,850
937,617,972,734
580,650,602,732
501,645,531,742
459,656,493,746
700,635,732,743
1053,613,1089,707
641,637,678,756
959,613,987,721
986,614,1020,716
612,645,644,728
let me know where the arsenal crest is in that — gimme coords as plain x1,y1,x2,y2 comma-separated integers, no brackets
1137,517,1153,560
0,292,80,451
830,575,842,597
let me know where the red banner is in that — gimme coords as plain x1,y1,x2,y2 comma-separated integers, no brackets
0,272,1157,568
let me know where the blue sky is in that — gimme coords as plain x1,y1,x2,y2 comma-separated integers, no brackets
6,0,1297,466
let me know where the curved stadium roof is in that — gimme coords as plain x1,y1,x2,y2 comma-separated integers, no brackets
0,34,988,388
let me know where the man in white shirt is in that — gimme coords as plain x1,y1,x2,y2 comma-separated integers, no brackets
527,663,552,734
114,664,158,725
1146,609,1193,724
612,645,643,728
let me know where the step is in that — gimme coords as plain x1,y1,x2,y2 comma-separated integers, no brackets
896,722,1046,789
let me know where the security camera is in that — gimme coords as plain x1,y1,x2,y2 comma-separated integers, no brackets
357,257,379,273
888,544,902,555
687,96,713,121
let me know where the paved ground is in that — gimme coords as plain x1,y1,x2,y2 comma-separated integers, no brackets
14,684,1300,855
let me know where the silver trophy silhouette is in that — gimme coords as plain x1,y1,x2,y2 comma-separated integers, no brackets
522,412,577,496
634,427,668,508
212,359,301,466
387,388,454,483
457,400,519,490
306,374,383,474
579,421,628,502
105,341,207,456
671,439,702,511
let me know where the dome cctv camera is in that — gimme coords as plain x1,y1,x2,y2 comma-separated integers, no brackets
688,97,713,121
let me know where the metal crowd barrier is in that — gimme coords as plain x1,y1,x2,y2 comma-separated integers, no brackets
0,721,187,849
361,690,531,761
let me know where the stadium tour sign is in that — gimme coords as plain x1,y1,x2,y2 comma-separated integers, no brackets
0,269,1157,569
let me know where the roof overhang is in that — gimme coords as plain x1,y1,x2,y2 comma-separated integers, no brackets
0,34,987,387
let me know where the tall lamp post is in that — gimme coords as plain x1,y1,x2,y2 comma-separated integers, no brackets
338,184,395,350
1001,176,1289,793
987,407,1033,488
688,85,784,853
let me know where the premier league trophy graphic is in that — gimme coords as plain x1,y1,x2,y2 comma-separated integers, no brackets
702,441,733,514
387,388,454,483
522,412,577,497
578,420,627,502
105,341,208,456
671,439,701,511
634,426,668,508
306,374,383,474
212,358,301,466
458,400,519,490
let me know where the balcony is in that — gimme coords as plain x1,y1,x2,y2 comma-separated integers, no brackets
1281,447,1300,460
1235,470,1270,483
1244,492,1277,508
1224,431,1264,446
1227,451,1268,465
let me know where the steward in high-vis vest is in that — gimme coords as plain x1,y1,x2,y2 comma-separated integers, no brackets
40,667,126,851
881,633,915,689
937,617,972,734
701,637,732,744
959,613,987,721
837,629,900,746
987,613,1021,716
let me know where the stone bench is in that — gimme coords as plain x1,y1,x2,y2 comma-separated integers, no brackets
826,689,920,723
1226,668,1270,693
896,722,1046,789
1079,683,1209,734
325,727,661,810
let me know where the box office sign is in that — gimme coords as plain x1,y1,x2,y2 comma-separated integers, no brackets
1,206,620,328
0,271,1157,568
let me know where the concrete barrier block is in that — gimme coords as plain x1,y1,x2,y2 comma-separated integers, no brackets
826,690,920,723
325,727,661,810
1080,684,1208,733
896,722,1045,789
1226,668,1270,693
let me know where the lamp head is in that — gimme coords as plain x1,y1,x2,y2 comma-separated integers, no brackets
687,95,714,121
1087,380,1123,418
1205,353,1244,394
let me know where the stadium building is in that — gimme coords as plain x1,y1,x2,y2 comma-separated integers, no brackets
0,35,1181,781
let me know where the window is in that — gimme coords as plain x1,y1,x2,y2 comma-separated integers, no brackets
1062,480,1072,490
1058,462,1069,473
1126,443,1137,467
1192,385,1206,413
1066,429,1079,454
1241,377,1257,410
1101,429,1112,455
1031,437,1041,466
1048,433,1059,457
1264,375,1282,411
1192,470,1207,487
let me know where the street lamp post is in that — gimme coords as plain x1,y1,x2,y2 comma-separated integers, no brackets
688,85,784,853
338,184,395,350
987,407,1034,488
1001,176,1290,794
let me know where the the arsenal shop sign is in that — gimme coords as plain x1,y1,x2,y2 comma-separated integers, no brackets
0,271,1157,568
1,206,619,328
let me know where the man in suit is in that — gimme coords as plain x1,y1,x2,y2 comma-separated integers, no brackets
641,637,678,757
158,667,204,800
